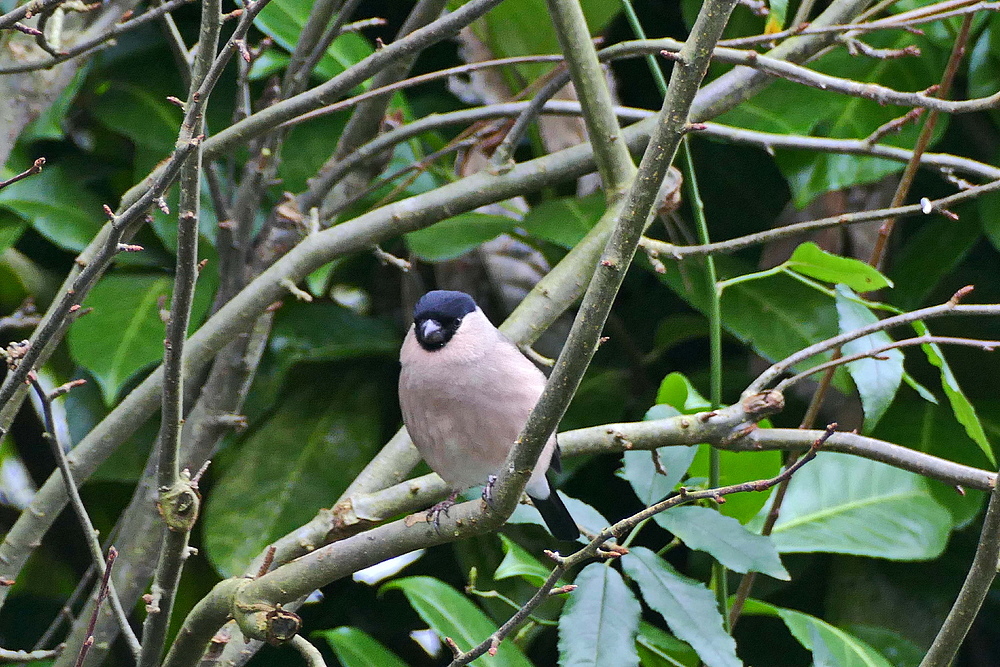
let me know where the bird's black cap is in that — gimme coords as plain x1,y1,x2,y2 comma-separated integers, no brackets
413,290,477,321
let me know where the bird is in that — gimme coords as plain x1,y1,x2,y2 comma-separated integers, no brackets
398,290,579,541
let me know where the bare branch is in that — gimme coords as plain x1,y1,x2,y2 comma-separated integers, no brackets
0,157,45,190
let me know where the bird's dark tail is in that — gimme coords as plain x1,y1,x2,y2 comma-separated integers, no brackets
530,478,580,541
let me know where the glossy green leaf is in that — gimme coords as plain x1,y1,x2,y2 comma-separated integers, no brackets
836,286,904,433
842,624,923,667
621,547,739,667
889,215,979,311
751,452,952,560
914,321,997,466
766,0,788,32
688,445,782,523
23,63,90,142
655,372,712,413
789,243,892,291
619,447,696,507
204,374,384,577
719,30,942,207
654,506,789,580
0,165,104,252
476,0,619,81
314,626,407,667
521,192,606,248
382,576,532,667
872,396,986,528
0,247,52,306
90,81,180,153
742,599,893,667
254,0,373,81
405,213,518,262
660,255,849,394
559,563,641,667
968,16,1000,129
0,213,26,255
494,534,557,586
636,621,699,667
68,275,171,403
268,301,400,388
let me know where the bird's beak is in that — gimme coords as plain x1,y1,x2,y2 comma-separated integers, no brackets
420,319,446,345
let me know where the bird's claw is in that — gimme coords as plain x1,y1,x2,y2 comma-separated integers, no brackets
426,491,459,533
482,475,497,506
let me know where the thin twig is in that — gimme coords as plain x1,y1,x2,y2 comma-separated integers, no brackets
28,376,140,657
720,0,996,47
747,286,990,394
287,635,328,667
75,548,119,667
777,335,998,391
658,41,1000,114
641,177,1000,260
0,158,45,190
281,54,565,128
0,645,63,662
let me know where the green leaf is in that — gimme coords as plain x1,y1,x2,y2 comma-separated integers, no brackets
742,599,894,667
789,243,892,291
90,81,181,153
655,372,712,413
915,321,997,466
0,212,26,255
842,624,923,667
766,0,788,32
636,621,699,667
889,215,979,311
968,17,1000,129
751,452,952,560
314,626,408,667
621,547,739,667
494,534,557,586
0,165,104,252
618,447,696,507
405,213,518,262
268,301,400,387
559,563,641,667
654,506,789,580
23,63,91,142
688,445,782,523
660,255,849,395
68,275,171,403
475,0,619,81
521,192,606,248
204,374,384,577
254,0,373,81
836,286,904,433
720,30,942,207
872,396,986,528
278,113,351,193
382,576,532,667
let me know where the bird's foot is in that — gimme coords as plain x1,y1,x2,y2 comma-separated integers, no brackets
482,475,498,506
427,491,460,532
